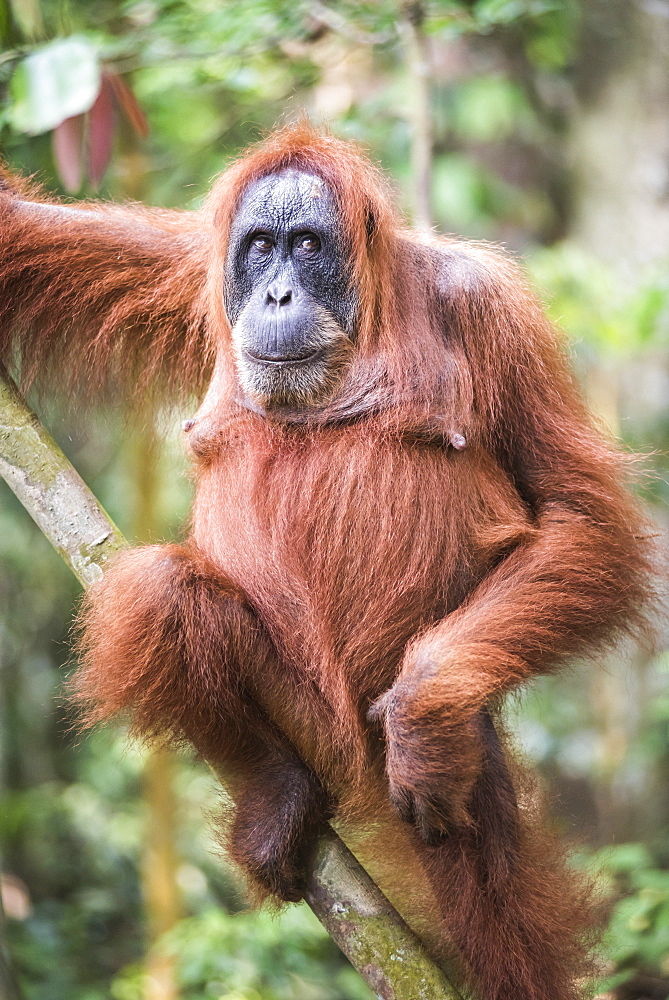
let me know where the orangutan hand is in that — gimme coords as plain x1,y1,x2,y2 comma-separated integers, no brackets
368,669,484,843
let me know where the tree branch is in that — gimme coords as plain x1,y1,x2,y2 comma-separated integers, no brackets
0,365,458,1000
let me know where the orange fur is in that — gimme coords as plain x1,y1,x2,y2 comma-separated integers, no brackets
0,170,211,403
1,126,657,999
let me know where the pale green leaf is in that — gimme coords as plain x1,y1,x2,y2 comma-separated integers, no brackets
8,37,101,135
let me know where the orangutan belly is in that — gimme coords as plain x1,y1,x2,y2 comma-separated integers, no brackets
191,426,533,703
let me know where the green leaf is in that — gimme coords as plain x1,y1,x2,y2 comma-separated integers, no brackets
8,36,101,135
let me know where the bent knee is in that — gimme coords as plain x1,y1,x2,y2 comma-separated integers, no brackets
92,542,242,611
105,542,191,582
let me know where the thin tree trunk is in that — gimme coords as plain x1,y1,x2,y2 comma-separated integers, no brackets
569,0,669,274
130,433,182,1000
401,1,434,230
143,748,181,1000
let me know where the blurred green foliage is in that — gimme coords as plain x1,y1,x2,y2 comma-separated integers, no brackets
113,907,374,1000
595,844,669,994
0,1,667,999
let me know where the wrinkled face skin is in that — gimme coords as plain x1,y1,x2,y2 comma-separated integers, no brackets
224,169,357,409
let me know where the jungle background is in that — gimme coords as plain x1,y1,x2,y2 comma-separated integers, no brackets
0,1,668,998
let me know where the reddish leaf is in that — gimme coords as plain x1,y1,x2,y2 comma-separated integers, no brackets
87,72,116,189
106,71,149,139
52,113,85,192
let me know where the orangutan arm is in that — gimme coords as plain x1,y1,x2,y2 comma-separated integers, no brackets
421,241,653,687
370,241,655,836
0,168,212,403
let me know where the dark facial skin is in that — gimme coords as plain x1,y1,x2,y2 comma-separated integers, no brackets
224,170,357,409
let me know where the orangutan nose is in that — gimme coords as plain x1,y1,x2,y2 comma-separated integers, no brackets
266,284,293,308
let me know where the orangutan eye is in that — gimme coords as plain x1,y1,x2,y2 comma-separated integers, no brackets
251,235,274,254
296,233,321,253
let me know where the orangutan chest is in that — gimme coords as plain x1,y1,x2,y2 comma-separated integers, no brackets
190,433,533,667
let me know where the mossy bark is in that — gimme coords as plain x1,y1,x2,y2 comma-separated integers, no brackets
0,366,126,585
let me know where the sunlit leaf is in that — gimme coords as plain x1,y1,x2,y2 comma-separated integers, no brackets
9,37,101,135
478,0,558,20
